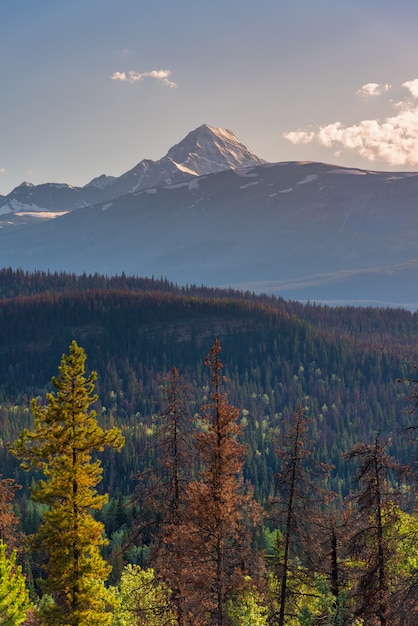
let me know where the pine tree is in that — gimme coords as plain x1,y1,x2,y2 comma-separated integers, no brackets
344,435,405,626
170,340,262,625
145,367,194,625
0,539,32,625
272,404,334,626
9,341,124,626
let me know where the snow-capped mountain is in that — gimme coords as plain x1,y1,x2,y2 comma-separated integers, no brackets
2,160,418,309
81,124,266,200
0,124,265,223
0,181,106,223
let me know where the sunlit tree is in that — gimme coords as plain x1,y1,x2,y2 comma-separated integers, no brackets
111,564,174,626
9,341,124,626
0,539,32,625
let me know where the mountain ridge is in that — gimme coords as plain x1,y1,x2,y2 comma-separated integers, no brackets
2,159,418,309
1,126,418,309
0,124,265,221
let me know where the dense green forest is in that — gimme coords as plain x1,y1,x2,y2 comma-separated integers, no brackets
1,268,418,624
0,268,416,497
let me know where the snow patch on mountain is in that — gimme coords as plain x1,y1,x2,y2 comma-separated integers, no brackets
328,168,367,176
8,199,46,212
15,211,69,219
239,181,260,190
234,169,259,178
297,174,318,185
188,179,200,190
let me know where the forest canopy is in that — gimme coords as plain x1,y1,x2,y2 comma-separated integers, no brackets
1,269,418,624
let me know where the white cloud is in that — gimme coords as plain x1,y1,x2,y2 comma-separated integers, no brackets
0,167,5,174
111,69,177,88
403,78,418,98
357,82,391,97
283,130,314,144
284,79,418,166
111,71,128,81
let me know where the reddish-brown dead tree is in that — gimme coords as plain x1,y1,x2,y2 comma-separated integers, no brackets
168,339,262,626
0,475,23,552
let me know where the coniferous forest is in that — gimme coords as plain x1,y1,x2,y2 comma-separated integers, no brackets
1,268,418,624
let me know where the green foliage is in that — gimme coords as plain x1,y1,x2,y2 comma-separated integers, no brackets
0,268,416,500
296,575,353,625
110,564,174,626
225,578,268,625
0,539,32,625
3,271,418,622
9,341,124,626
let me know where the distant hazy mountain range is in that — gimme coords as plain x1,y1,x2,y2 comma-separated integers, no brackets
1,124,418,310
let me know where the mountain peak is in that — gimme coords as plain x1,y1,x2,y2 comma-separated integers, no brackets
0,124,267,220
18,181,35,188
111,124,266,195
85,174,117,190
166,124,266,175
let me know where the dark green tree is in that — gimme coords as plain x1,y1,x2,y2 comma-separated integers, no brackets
9,341,124,626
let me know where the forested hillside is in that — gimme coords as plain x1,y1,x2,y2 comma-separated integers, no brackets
0,268,416,497
1,269,418,624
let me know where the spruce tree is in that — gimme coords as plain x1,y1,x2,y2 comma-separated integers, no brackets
9,341,124,626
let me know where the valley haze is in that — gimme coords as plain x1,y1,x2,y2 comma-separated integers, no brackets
1,124,417,311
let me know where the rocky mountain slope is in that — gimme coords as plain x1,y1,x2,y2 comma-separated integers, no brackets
0,125,264,225
1,158,418,309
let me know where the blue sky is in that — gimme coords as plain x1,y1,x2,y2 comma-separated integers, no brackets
2,0,418,195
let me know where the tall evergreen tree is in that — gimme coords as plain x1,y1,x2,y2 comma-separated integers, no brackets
146,367,194,626
170,340,262,625
272,404,334,626
344,435,405,626
9,341,124,626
